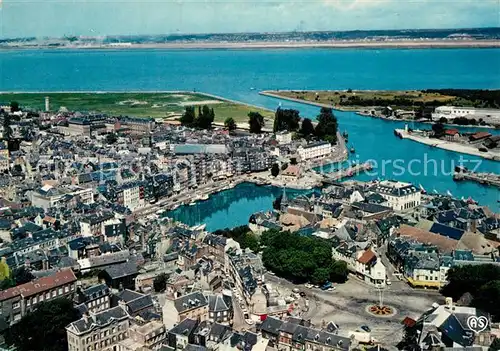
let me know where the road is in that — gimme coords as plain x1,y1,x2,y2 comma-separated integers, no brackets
264,273,442,347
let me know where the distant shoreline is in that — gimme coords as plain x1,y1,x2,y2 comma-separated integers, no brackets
2,39,500,51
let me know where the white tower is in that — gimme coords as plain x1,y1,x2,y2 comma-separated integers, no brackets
44,96,50,112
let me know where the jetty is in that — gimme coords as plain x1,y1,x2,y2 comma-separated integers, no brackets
322,162,373,185
453,170,500,188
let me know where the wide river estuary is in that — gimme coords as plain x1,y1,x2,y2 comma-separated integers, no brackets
1,48,499,230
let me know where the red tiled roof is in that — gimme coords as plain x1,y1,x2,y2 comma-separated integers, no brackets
0,269,77,301
358,250,376,264
402,317,416,327
445,129,459,135
470,132,492,140
398,224,458,252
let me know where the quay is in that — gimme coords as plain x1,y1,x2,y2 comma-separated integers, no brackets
321,162,373,184
453,170,500,188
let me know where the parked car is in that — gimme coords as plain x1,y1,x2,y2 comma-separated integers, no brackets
360,325,371,333
299,292,307,297
304,283,313,289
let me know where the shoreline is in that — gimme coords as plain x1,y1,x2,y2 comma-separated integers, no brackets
260,91,499,129
394,129,500,161
2,40,500,51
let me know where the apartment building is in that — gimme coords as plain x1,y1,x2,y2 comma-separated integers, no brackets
66,306,130,351
297,141,332,161
75,284,111,314
373,180,421,211
0,269,77,325
80,212,116,237
31,184,94,210
118,320,166,351
162,292,208,329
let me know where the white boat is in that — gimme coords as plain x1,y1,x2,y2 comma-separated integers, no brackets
189,201,196,206
191,223,207,231
446,190,453,197
200,194,209,200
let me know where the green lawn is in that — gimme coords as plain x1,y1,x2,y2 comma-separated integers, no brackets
268,90,456,108
0,92,273,122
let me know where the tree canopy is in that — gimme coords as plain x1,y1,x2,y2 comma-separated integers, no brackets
10,101,20,113
314,107,338,144
153,273,169,292
0,266,34,290
224,117,237,131
442,264,500,321
180,105,214,129
213,225,260,253
4,298,80,351
300,118,315,137
273,108,301,133
261,229,348,284
248,112,265,133
270,163,280,177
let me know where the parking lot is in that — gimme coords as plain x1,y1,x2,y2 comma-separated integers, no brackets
264,273,443,347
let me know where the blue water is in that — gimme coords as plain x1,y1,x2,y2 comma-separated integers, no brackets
165,183,317,232
1,48,499,229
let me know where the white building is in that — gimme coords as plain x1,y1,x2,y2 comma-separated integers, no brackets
374,180,421,212
297,141,332,161
31,185,94,210
275,131,292,145
432,106,500,125
355,249,387,286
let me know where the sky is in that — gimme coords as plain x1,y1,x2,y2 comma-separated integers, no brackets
1,0,499,39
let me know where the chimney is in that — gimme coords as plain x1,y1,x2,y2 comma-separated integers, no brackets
445,297,453,309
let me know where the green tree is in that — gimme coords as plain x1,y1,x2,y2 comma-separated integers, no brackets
224,117,237,131
272,195,282,210
248,112,265,133
2,114,13,141
314,107,338,144
271,163,280,177
290,157,297,165
300,118,315,137
329,261,348,283
274,108,300,132
10,101,20,113
153,273,169,292
213,226,259,252
281,163,288,171
489,337,500,351
4,298,80,351
311,268,330,285
180,106,196,127
473,281,500,322
397,325,420,351
432,122,445,137
0,257,10,282
195,105,214,129
106,133,118,144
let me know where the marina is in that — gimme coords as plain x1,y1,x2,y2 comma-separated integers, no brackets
453,169,500,189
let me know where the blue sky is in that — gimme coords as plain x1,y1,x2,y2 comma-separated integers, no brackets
1,0,499,38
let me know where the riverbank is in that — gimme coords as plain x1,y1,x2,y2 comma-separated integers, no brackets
394,129,500,161
3,39,500,51
0,90,274,124
261,90,499,129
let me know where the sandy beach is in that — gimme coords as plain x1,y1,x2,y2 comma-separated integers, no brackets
395,129,500,161
3,39,500,51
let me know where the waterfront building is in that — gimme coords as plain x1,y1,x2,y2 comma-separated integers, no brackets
297,141,332,161
372,180,421,211
31,184,94,210
432,106,500,125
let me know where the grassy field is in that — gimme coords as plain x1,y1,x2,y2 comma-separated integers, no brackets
266,90,457,109
0,92,273,123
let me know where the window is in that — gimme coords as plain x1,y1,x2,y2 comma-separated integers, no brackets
14,313,21,321
45,292,50,300
13,302,20,309
58,288,63,295
65,286,70,293
52,290,56,297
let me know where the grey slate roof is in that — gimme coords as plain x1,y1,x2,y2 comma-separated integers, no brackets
126,294,153,314
104,260,138,279
168,318,198,336
174,292,208,314
208,294,230,313
68,306,128,335
260,316,283,335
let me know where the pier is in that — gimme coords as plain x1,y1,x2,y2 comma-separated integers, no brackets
453,170,500,188
322,162,373,185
